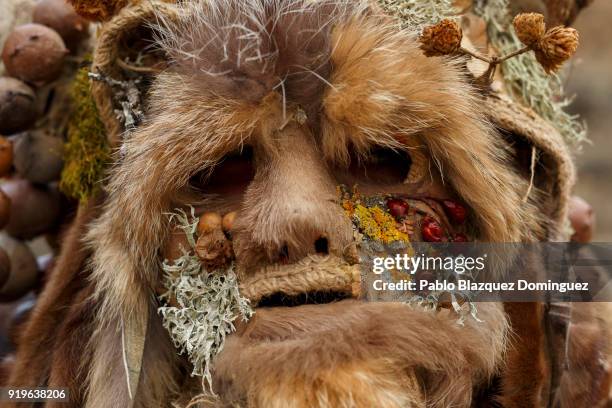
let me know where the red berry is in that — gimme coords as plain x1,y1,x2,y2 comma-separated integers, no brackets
386,198,409,219
421,217,443,242
452,233,468,242
442,200,467,224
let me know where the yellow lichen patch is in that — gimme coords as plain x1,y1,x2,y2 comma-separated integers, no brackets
342,199,355,216
353,204,408,244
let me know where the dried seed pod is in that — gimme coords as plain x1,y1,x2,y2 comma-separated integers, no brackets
534,26,579,73
197,212,222,235
222,211,237,233
0,137,13,177
513,13,546,47
0,189,10,230
2,24,68,85
195,229,233,271
1,179,60,240
419,19,463,57
13,130,64,184
67,0,128,22
0,78,38,135
0,233,38,301
33,0,90,52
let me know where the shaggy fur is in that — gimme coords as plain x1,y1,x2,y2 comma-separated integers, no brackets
501,302,548,408
213,301,508,407
77,0,540,406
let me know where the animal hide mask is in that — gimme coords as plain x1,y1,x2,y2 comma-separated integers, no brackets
13,1,611,408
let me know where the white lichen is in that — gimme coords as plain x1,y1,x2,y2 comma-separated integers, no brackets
158,208,253,393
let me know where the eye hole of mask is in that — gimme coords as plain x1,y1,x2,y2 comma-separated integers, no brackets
344,147,412,185
189,145,255,195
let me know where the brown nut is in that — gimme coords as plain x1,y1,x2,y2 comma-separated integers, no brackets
569,195,594,243
0,247,10,289
2,24,68,85
1,179,61,240
33,0,90,52
0,78,38,135
197,212,222,235
222,211,237,233
0,136,13,177
0,233,38,301
0,189,10,230
13,130,64,183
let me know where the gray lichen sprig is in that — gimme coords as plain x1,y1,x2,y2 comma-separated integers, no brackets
158,208,253,393
377,0,457,31
418,14,579,86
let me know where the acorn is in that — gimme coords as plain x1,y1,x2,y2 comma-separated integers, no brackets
442,199,467,224
0,190,10,231
222,211,237,233
197,212,222,236
386,198,409,219
2,24,68,85
33,0,90,52
1,179,60,240
421,216,444,242
0,233,38,301
0,78,38,135
13,130,64,184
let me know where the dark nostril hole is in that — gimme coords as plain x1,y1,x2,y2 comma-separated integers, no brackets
278,244,289,263
314,237,329,255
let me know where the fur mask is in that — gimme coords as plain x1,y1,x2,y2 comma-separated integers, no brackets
83,0,542,406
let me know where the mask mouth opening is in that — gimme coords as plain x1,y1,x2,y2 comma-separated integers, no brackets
257,289,352,308
239,254,362,307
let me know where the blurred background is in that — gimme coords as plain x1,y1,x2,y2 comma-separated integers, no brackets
567,0,612,241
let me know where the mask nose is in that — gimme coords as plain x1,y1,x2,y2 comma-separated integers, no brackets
231,122,357,276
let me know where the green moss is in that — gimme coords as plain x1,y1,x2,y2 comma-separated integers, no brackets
59,65,110,202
